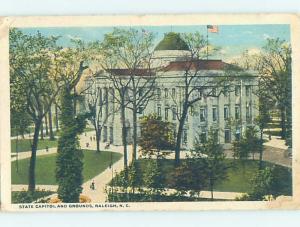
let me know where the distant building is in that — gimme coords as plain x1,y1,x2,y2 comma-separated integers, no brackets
83,33,258,150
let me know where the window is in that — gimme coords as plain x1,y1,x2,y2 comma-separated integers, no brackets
246,85,251,96
171,88,176,98
157,88,161,99
235,128,241,141
172,107,177,120
225,129,231,143
235,85,240,96
164,88,168,98
183,130,188,144
165,108,169,121
246,103,251,120
103,126,108,142
212,87,217,96
109,127,114,144
200,108,206,122
212,107,218,122
198,88,203,100
224,106,229,120
98,88,102,106
200,132,207,143
138,88,143,97
157,106,161,117
138,106,144,115
235,105,240,119
224,86,229,97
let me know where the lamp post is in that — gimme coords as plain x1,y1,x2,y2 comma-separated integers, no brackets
15,126,19,173
110,151,114,202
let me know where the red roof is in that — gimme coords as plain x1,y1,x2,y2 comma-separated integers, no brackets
107,68,155,76
163,60,228,72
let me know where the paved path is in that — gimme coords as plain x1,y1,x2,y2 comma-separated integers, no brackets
79,131,133,202
11,147,57,162
12,185,58,192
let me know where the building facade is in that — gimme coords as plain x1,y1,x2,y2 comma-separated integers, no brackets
83,49,259,150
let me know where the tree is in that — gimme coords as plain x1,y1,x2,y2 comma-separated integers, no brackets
194,129,228,200
170,32,236,166
172,154,207,198
257,38,291,141
54,44,89,202
85,76,117,153
139,114,175,159
10,29,60,192
248,167,275,201
255,94,271,169
98,28,158,161
139,114,175,198
233,126,260,163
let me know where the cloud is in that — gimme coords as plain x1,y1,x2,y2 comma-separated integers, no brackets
66,34,82,40
247,47,261,55
263,33,272,40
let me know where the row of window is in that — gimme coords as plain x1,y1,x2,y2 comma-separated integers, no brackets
156,104,252,122
156,85,252,99
182,128,241,145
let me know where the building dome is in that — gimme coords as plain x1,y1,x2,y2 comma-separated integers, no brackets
155,32,189,51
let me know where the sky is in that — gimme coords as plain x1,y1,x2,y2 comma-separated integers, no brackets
20,24,290,62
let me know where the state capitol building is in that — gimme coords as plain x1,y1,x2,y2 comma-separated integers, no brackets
83,33,258,150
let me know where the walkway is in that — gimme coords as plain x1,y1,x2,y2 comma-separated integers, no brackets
79,131,133,202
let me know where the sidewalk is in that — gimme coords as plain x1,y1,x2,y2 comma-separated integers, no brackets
79,131,133,202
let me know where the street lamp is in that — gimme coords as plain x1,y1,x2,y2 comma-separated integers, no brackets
109,151,114,202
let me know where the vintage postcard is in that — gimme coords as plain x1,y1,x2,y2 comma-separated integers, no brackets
0,14,299,211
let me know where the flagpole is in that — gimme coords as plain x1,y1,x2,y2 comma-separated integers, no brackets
206,26,209,60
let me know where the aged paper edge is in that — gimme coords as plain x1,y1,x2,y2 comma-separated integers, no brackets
0,14,299,212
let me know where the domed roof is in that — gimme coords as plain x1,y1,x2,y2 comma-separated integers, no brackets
155,32,189,51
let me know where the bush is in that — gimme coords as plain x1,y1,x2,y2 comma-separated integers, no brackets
12,190,53,203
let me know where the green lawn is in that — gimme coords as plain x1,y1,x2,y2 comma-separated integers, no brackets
112,159,292,195
11,150,122,185
11,139,58,153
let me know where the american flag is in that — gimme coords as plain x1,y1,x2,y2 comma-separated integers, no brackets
207,25,219,33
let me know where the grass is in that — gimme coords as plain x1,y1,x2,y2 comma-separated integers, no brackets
11,138,58,153
11,150,122,185
112,159,292,195
84,128,95,132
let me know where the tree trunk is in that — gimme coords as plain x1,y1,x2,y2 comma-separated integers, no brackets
48,106,55,140
132,106,138,161
259,129,264,170
280,108,286,139
28,119,41,192
96,127,102,153
40,120,44,140
175,108,188,166
55,103,59,132
73,87,77,115
44,113,49,136
210,179,214,201
120,102,128,182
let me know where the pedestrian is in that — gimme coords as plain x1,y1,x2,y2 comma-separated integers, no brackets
86,142,89,148
46,146,49,152
90,180,95,190
93,136,96,141
90,136,92,141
